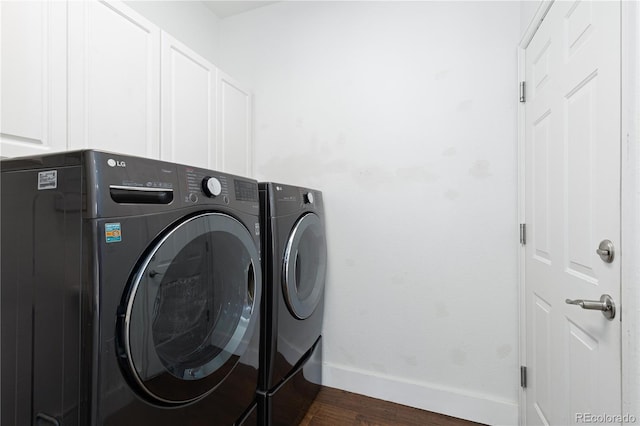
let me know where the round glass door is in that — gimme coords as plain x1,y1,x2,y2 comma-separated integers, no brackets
121,212,261,405
282,213,327,319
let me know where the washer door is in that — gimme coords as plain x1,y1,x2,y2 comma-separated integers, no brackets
121,212,261,405
282,213,327,320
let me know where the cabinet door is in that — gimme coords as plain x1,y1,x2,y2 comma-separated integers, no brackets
0,1,66,158
217,71,253,177
68,0,160,158
160,32,217,169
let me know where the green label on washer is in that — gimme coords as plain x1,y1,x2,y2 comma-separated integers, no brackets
105,223,122,243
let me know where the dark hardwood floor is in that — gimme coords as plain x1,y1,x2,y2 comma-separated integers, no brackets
300,387,485,426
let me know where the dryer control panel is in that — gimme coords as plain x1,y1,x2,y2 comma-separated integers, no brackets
262,182,323,218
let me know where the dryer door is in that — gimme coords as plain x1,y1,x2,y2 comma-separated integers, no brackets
120,212,261,405
282,212,327,319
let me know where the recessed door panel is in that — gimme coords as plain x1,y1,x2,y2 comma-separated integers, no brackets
533,111,551,264
565,0,594,57
565,74,597,283
533,295,552,425
566,320,599,421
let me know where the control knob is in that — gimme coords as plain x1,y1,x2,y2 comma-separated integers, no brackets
304,192,314,204
202,176,222,197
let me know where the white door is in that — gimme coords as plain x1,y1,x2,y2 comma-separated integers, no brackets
524,1,621,425
160,32,217,169
0,1,67,158
217,71,253,177
68,0,160,158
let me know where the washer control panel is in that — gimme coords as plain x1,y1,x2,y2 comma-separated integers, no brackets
89,150,259,216
184,168,229,205
181,166,258,211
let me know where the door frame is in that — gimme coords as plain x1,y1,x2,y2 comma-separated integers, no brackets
517,1,639,423
620,0,640,420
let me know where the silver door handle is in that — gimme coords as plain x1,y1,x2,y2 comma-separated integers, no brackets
565,294,615,320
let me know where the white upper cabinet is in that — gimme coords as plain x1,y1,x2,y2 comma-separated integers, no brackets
0,1,67,158
1,0,252,171
68,0,160,158
160,33,217,169
217,71,253,177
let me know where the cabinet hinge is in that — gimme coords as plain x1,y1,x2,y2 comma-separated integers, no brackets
521,366,527,388
519,81,526,103
520,223,527,245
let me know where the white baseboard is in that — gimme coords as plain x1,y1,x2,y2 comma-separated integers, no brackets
322,362,519,426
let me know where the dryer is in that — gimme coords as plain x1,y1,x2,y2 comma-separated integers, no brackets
258,183,326,426
1,150,261,425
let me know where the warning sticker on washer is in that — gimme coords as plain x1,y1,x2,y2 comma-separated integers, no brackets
105,223,122,243
37,170,57,190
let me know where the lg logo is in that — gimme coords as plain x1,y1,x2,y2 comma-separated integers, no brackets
107,159,126,168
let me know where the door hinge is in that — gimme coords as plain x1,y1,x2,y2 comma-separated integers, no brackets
521,366,527,388
520,223,527,245
519,81,526,103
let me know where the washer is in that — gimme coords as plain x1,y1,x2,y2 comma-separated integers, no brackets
258,183,326,426
1,150,262,425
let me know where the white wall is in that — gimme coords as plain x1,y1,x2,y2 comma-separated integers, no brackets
219,2,520,424
124,1,222,65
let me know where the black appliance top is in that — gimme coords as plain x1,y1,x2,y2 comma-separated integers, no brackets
259,182,323,218
1,150,260,219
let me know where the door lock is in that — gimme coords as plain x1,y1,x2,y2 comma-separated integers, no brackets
596,239,614,263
